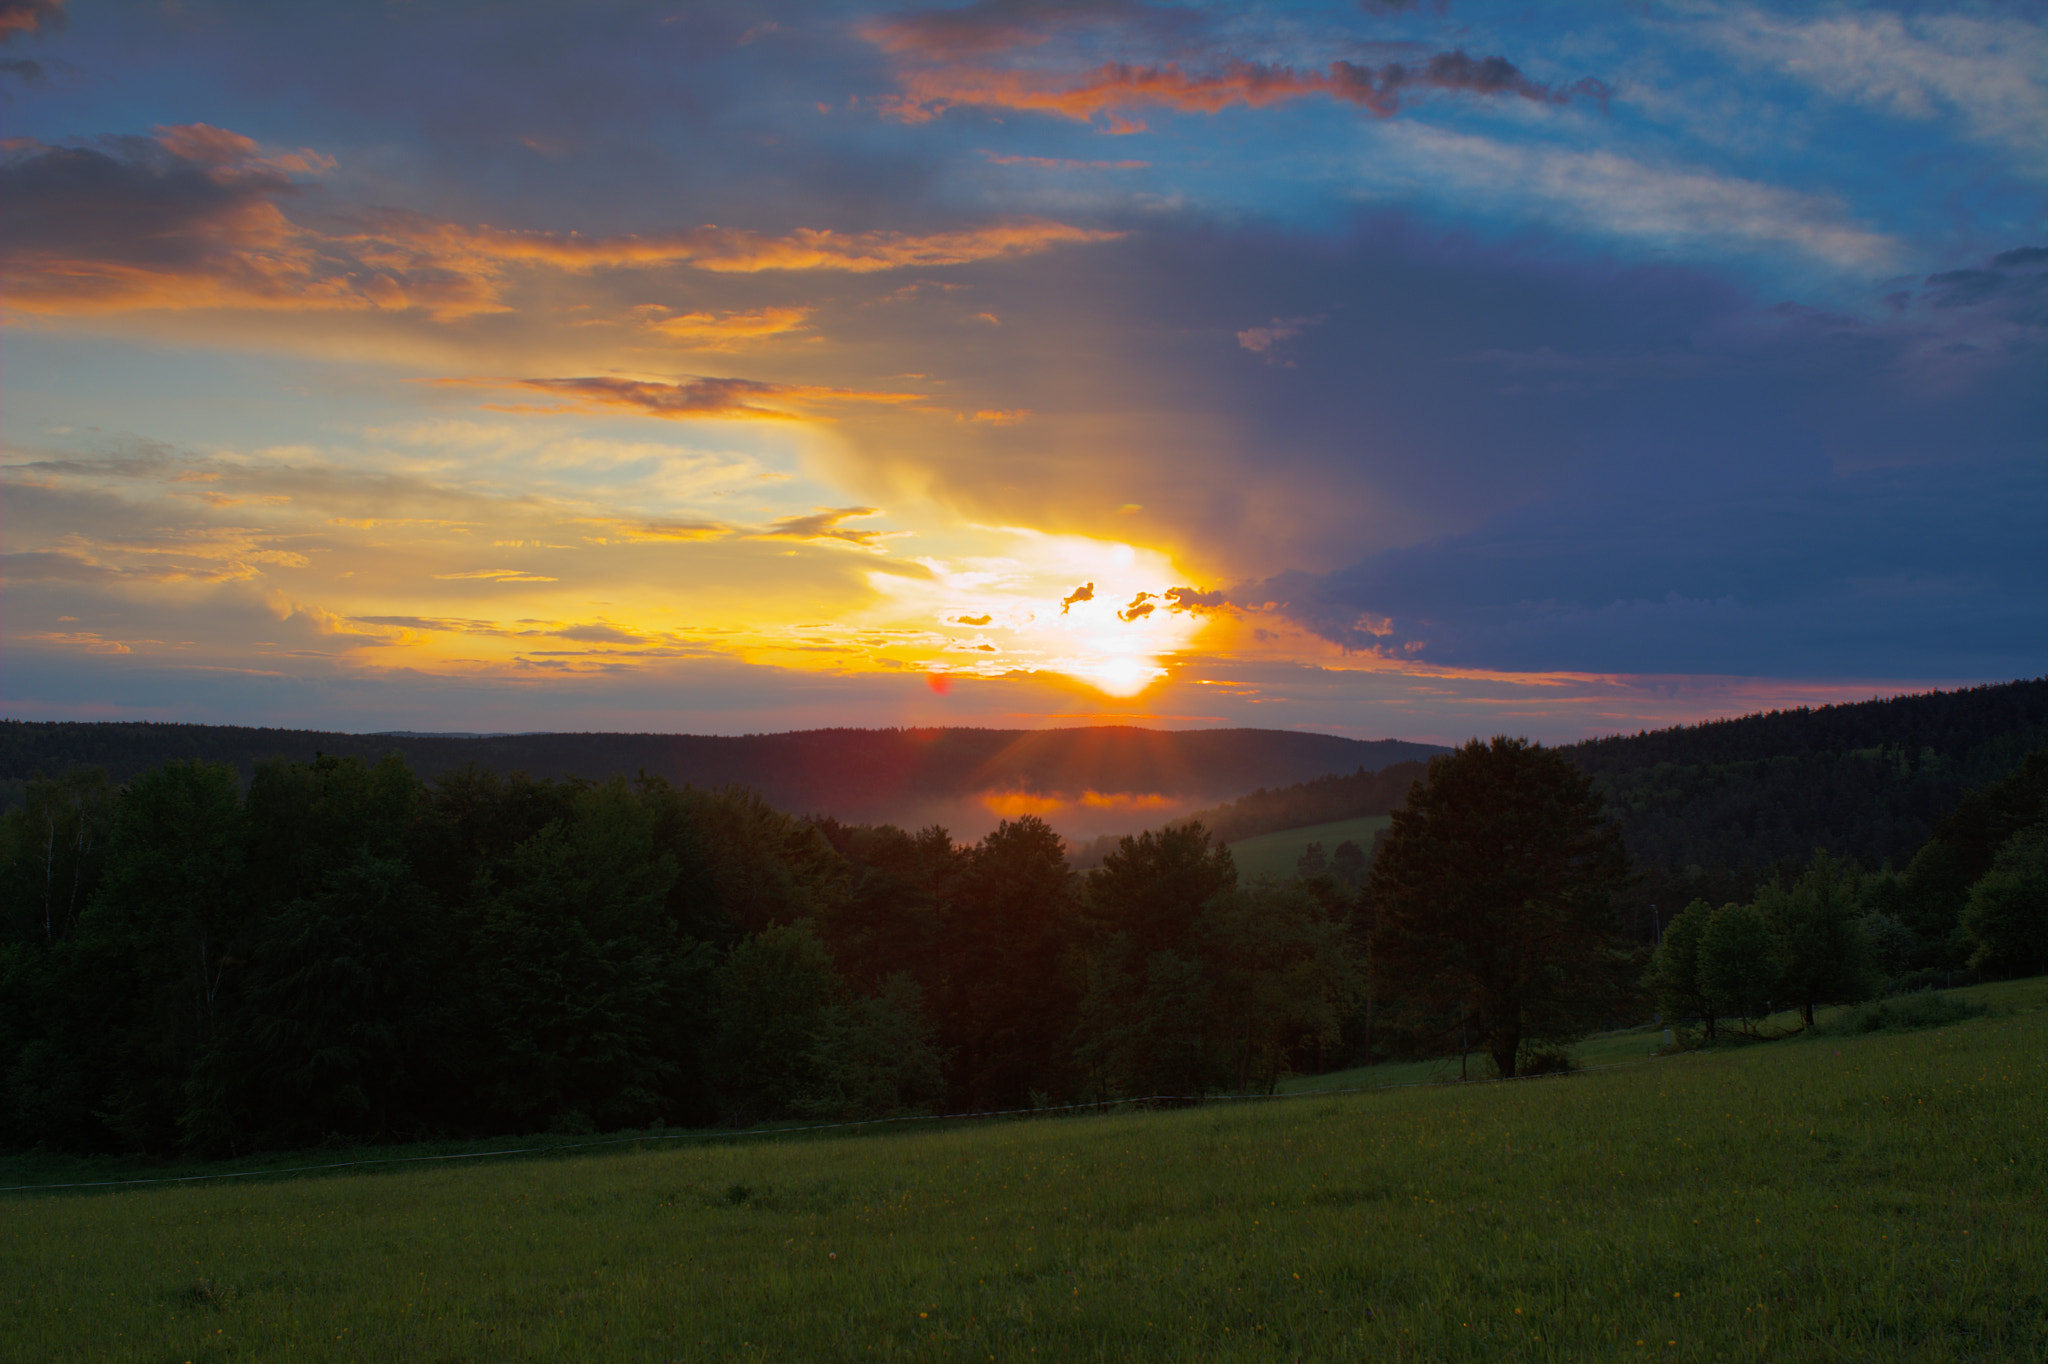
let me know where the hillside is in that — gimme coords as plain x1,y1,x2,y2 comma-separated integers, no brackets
0,721,1446,837
1157,677,2048,881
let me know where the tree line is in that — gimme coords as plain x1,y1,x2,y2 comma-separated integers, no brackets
7,734,2039,1159
0,755,1370,1155
1642,747,2048,1031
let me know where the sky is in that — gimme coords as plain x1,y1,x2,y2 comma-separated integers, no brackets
2,0,2044,746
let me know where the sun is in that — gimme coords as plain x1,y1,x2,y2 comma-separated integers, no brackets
1087,655,1158,698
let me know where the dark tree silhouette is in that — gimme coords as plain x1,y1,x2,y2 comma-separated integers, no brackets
1370,737,1632,1078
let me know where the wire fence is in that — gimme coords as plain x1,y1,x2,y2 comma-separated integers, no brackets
0,1051,1685,1197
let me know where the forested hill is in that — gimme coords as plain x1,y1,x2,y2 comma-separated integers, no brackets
1154,678,2048,876
1572,677,2048,875
1183,763,1433,845
0,722,1446,829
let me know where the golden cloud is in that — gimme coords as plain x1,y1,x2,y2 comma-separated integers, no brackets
448,373,925,422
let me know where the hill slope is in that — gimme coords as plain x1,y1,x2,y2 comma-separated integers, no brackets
0,721,1447,835
1155,677,2048,877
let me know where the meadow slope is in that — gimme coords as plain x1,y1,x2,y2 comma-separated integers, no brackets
4,983,2042,1363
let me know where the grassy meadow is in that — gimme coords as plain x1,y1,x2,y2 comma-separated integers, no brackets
1225,814,1391,882
4,980,2043,1363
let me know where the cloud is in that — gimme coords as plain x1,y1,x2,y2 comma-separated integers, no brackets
552,622,644,644
981,151,1151,170
430,568,558,583
1709,9,2048,175
1165,586,1227,611
1059,581,1094,614
1380,126,1898,271
758,506,894,548
644,305,814,346
456,373,924,422
866,0,1179,59
395,216,1124,276
0,0,64,43
0,127,1123,319
879,52,1606,125
1237,313,1324,362
1253,453,2048,678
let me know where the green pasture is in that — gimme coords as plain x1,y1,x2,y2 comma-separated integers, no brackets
5,980,2044,1363
1226,814,1390,882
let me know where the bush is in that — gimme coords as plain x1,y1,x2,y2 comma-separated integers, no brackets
1885,967,1980,996
1505,1042,1580,1076
1832,990,1984,1035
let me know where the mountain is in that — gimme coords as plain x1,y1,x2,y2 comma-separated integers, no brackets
0,721,1449,839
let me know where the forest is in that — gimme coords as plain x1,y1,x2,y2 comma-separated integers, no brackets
0,757,1364,1155
0,721,1443,827
3,680,2044,1159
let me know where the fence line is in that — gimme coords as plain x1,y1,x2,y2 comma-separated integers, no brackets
0,1052,1682,1197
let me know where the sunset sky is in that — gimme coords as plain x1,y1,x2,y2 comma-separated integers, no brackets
3,0,2043,744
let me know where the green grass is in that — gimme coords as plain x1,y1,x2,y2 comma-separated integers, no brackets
5,981,2043,1361
1226,813,1390,882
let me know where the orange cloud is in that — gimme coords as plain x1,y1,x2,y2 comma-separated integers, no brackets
879,54,1607,126
644,305,814,345
448,373,925,422
1,126,1124,320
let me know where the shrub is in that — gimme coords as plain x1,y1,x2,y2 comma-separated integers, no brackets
1508,1042,1579,1076
1832,990,1984,1035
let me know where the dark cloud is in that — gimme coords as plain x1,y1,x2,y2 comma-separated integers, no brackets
0,550,114,582
552,623,646,644
1164,586,1226,611
1918,249,2048,321
1059,581,1094,613
1116,590,1156,621
492,374,800,420
1328,50,1607,117
1251,454,2048,678
882,50,1606,123
954,613,993,624
0,133,301,293
760,507,890,546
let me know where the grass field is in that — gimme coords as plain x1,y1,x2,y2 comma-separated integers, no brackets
1226,814,1391,882
4,980,2043,1362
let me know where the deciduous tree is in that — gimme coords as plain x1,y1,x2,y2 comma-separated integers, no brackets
1369,737,1632,1078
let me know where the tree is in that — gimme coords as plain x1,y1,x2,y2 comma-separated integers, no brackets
1699,902,1776,1029
1084,821,1236,958
708,921,842,1123
73,760,249,1152
1645,898,1716,1039
1200,881,1360,1091
801,973,948,1121
1369,737,1633,1078
1960,825,2048,977
938,816,1081,1108
1329,840,1369,888
1761,850,1874,1027
462,779,702,1133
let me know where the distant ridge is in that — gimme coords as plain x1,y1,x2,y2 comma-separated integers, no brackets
1123,677,2048,876
0,721,1449,830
